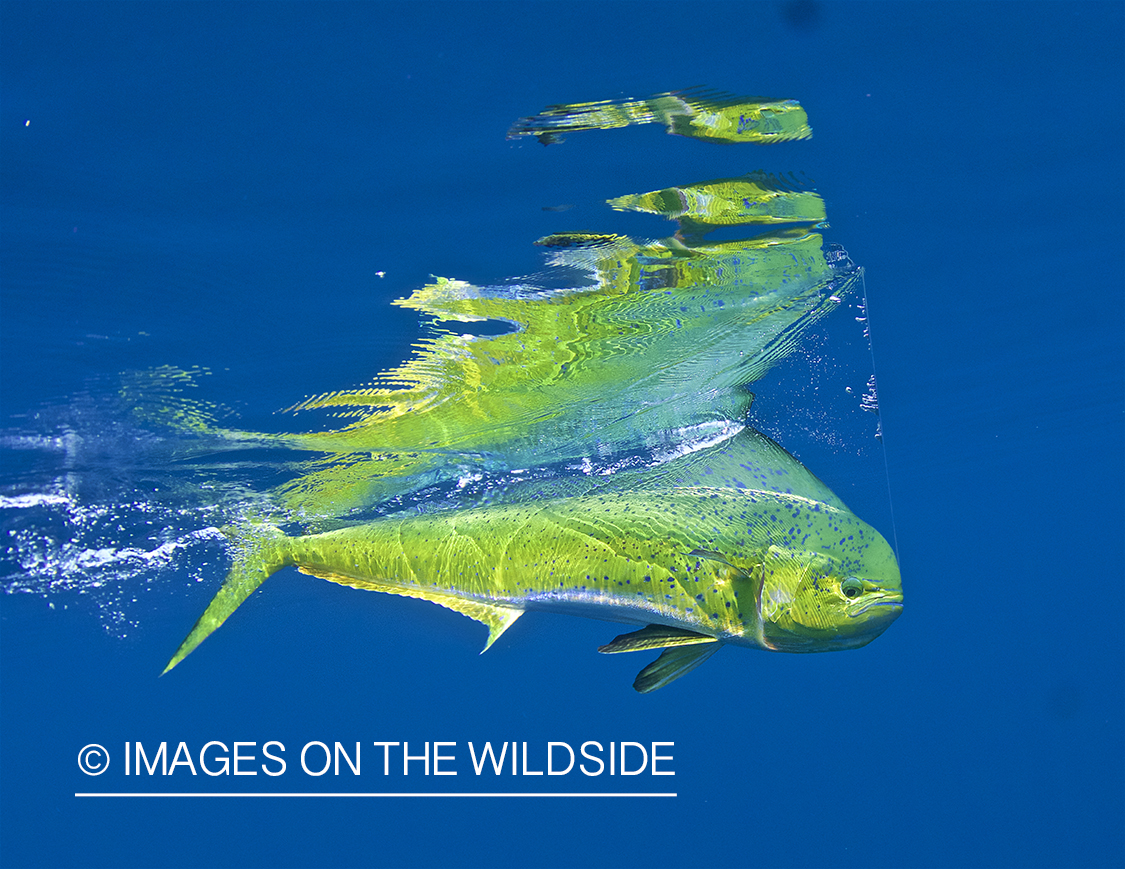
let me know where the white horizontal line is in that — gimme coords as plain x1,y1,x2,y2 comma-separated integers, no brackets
76,792,676,798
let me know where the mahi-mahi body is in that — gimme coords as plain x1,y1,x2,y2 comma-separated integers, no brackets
164,427,902,691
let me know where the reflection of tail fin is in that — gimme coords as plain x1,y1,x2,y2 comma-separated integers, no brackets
162,525,291,674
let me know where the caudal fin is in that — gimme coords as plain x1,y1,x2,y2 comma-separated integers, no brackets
162,526,291,674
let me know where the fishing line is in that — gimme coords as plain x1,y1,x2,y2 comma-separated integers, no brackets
859,269,901,560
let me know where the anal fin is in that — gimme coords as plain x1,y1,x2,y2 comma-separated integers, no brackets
297,568,523,652
597,623,719,654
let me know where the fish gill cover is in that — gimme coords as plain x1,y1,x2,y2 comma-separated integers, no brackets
1,88,901,691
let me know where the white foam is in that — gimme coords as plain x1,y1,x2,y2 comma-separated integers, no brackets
0,493,73,509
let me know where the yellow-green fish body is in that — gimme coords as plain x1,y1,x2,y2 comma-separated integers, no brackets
165,429,902,691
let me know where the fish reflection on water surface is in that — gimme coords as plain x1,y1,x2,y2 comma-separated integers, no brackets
37,89,906,691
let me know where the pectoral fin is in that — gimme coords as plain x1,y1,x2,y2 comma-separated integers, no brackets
632,643,721,693
297,568,523,652
597,624,719,654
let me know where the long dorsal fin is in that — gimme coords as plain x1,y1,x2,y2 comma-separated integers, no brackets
627,426,849,508
597,624,719,654
633,643,722,693
297,568,523,652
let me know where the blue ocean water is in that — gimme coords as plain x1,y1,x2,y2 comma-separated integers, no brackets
1,2,1122,868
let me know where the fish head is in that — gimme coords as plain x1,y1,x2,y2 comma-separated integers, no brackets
755,519,902,653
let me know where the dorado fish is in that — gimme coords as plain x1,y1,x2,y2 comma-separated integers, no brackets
164,427,902,692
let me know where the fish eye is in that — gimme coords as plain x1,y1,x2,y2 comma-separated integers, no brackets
840,577,864,599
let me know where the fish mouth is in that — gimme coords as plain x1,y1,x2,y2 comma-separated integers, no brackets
759,592,903,652
817,594,902,650
848,594,904,625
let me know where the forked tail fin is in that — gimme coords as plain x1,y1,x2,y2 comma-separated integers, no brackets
162,525,292,674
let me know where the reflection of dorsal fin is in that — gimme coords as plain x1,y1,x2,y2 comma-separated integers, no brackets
483,425,849,512
597,624,719,654
616,426,849,509
633,644,722,693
